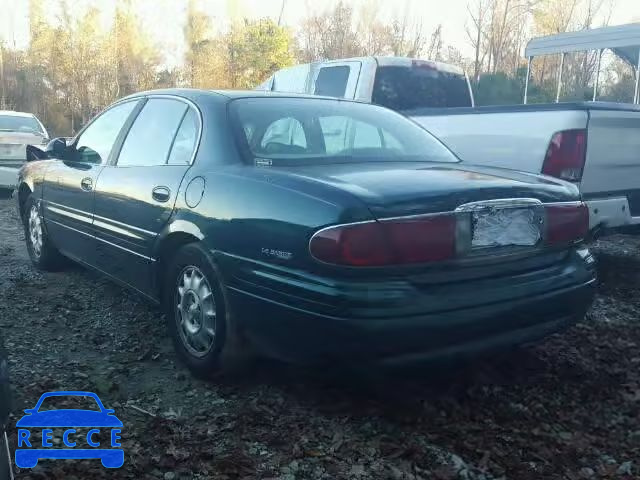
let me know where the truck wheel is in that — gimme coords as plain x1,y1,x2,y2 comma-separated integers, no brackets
163,243,247,378
23,196,65,271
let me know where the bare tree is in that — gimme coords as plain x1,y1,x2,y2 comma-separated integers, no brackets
425,25,444,61
389,1,427,57
466,0,491,82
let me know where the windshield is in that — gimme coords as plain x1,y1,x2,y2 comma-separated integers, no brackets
0,115,45,135
372,65,472,110
37,395,101,412
230,97,458,165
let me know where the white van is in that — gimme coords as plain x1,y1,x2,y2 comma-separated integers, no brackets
256,56,475,110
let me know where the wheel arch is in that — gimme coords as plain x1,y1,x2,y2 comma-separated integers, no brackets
153,221,205,301
17,182,34,219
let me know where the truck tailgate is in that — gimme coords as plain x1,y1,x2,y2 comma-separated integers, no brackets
581,108,640,215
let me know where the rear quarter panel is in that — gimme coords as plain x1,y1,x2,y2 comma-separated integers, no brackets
168,166,374,283
412,109,588,172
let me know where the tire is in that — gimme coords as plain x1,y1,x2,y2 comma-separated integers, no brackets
0,430,11,480
163,243,247,378
22,196,65,271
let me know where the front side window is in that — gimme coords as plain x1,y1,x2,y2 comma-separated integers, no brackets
231,97,458,165
116,98,188,167
74,101,138,164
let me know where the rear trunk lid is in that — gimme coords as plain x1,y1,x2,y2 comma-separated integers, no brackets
0,131,47,167
273,161,579,219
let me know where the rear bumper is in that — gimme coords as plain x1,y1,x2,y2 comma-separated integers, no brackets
585,197,633,230
0,165,20,190
223,248,597,365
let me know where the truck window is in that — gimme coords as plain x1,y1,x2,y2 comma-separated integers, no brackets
314,66,350,98
372,66,472,110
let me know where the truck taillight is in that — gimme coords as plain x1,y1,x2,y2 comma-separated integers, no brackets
309,215,456,267
542,129,587,182
545,203,589,245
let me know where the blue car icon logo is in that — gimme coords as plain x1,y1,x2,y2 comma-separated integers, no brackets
15,391,123,468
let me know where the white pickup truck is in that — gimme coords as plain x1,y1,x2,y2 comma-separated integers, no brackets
259,24,640,234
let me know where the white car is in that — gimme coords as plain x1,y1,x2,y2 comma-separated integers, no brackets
0,111,49,190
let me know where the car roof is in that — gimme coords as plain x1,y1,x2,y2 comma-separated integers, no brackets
121,88,363,104
0,110,36,118
37,391,99,399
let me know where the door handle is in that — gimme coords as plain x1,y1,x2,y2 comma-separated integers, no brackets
80,177,93,191
152,186,171,203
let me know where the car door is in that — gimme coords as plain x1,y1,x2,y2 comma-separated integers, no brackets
92,96,200,296
42,100,141,264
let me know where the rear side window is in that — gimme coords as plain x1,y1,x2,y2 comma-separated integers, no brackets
314,66,350,98
116,98,187,167
372,65,472,110
167,108,199,165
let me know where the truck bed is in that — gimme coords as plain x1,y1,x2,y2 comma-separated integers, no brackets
409,102,640,231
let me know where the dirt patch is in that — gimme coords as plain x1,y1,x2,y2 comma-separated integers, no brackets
0,198,638,479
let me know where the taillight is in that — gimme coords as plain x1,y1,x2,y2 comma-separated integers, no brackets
310,203,589,267
545,203,589,245
309,215,456,267
542,129,586,182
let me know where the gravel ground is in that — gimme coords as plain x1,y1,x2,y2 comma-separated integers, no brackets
0,195,639,480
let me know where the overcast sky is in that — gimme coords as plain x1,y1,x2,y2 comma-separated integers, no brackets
2,0,640,67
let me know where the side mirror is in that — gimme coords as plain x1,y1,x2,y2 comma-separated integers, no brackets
25,145,48,162
45,137,68,158
104,409,115,415
23,408,36,415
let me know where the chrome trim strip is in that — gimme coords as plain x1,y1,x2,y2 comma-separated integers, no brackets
455,198,543,212
377,211,456,222
48,219,155,262
45,200,92,218
47,218,93,237
94,234,156,262
93,219,144,241
46,199,156,236
46,205,92,224
92,212,156,236
544,201,584,207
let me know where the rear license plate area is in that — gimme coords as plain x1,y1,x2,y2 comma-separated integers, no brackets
472,208,541,248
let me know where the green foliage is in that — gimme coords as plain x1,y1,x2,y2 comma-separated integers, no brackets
474,68,565,106
0,0,636,137
228,19,295,89
2,1,293,135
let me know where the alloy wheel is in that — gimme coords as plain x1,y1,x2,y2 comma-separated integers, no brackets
175,266,217,358
28,204,43,259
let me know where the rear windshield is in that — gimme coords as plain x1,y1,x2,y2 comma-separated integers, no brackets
0,115,44,134
230,97,458,165
372,65,472,111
